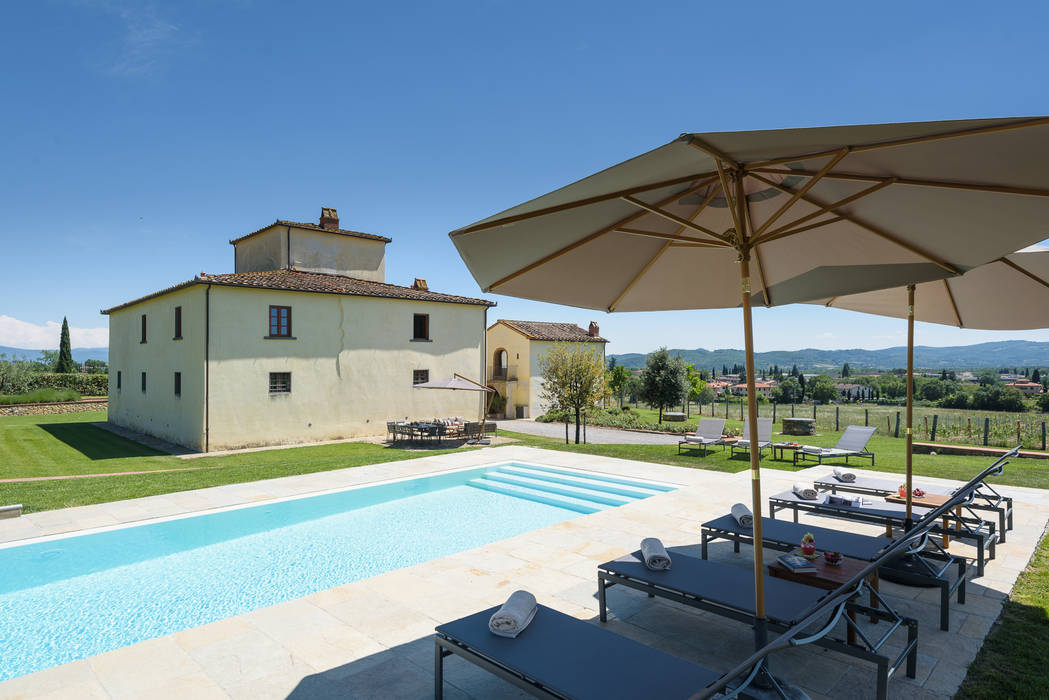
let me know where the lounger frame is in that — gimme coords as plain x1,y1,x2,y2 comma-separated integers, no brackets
794,447,875,467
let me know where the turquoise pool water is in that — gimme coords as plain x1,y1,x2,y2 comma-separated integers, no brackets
0,462,673,680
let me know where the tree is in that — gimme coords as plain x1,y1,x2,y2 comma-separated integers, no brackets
921,379,945,402
639,348,689,423
797,372,806,399
978,369,1001,387
1034,368,1042,384
808,374,837,404
684,364,708,407
1037,391,1049,413
773,376,801,404
607,356,617,371
790,364,799,377
537,343,608,443
607,364,631,407
54,318,77,374
841,362,851,378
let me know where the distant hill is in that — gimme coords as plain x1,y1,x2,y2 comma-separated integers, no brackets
610,340,1049,372
0,346,109,363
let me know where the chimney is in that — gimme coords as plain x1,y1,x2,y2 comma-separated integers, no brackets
588,321,600,337
412,278,428,291
319,207,339,231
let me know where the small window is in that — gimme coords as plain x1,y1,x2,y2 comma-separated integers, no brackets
141,372,147,392
269,306,292,337
140,314,147,343
412,313,429,340
413,369,429,385
269,372,291,393
174,306,182,339
174,372,182,397
117,371,122,390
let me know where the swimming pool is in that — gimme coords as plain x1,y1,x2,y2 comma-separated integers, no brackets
0,462,675,681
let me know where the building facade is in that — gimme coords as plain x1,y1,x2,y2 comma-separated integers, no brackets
104,208,494,451
485,320,607,418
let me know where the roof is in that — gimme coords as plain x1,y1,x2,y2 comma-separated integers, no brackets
229,220,392,245
102,269,494,314
491,319,607,343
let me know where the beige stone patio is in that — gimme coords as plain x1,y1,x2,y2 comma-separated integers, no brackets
1,445,1046,699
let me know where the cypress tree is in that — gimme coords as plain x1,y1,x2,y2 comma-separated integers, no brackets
55,317,77,373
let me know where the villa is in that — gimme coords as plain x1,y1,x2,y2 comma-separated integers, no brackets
486,319,607,418
102,208,495,451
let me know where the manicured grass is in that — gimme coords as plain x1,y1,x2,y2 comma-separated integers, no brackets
956,529,1049,699
0,388,82,405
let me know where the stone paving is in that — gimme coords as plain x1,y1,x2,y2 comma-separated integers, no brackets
1,446,1046,699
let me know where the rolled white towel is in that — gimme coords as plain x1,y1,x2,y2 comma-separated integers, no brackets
793,482,818,500
640,537,671,571
731,502,753,528
489,590,538,638
833,467,856,483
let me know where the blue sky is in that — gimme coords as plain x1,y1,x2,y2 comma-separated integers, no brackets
2,1,1049,354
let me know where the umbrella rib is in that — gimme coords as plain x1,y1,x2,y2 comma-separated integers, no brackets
753,178,897,243
749,167,1049,199
607,240,672,311
752,149,850,236
999,257,1049,291
450,171,716,237
742,116,1049,170
617,228,729,246
715,160,743,239
942,279,964,327
684,135,740,169
747,172,959,274
757,216,846,244
485,177,718,290
619,195,728,242
740,182,772,306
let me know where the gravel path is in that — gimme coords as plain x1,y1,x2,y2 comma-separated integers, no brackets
497,418,682,445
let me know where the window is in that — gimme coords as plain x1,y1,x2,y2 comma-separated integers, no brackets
412,313,429,341
269,372,291,393
174,372,181,397
140,314,147,343
268,306,292,338
174,306,182,339
117,371,121,390
141,372,147,392
413,369,429,385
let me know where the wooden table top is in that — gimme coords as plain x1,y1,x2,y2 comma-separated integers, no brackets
884,493,952,508
767,549,870,588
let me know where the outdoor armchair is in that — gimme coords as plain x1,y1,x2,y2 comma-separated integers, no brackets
677,417,726,456
795,425,877,466
729,417,773,459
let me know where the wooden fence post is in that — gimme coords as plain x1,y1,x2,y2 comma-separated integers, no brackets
1042,421,1046,451
791,403,795,417
924,416,929,438
865,408,869,427
887,416,891,434
835,406,840,431
894,411,901,438
813,404,817,420
1018,420,1022,446
983,418,990,446
773,403,777,424
931,414,939,442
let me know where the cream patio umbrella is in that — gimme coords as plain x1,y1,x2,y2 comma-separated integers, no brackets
449,117,1049,646
412,373,496,444
810,245,1049,524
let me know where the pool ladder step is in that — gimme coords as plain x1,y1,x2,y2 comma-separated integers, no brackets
466,478,604,514
481,472,634,506
494,466,665,499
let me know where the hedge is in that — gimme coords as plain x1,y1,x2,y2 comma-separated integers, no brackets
25,373,108,396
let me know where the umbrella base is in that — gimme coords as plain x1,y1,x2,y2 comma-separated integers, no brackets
466,439,491,445
729,664,810,700
879,554,939,587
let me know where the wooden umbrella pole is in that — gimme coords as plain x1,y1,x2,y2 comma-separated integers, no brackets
905,284,915,527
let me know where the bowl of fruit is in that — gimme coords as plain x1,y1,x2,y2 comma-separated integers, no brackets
800,533,817,558
823,551,843,566
912,488,926,498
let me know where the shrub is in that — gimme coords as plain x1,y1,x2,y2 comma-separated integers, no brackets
0,388,81,405
1038,392,1049,413
0,357,34,395
488,393,507,415
25,373,108,395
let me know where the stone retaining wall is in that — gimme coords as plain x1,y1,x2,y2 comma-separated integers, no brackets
0,400,108,417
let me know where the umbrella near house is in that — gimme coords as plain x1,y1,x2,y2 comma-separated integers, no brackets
811,244,1049,522
412,373,496,444
449,117,1049,652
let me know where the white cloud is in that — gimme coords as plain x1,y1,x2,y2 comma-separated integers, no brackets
0,316,107,349
78,0,189,76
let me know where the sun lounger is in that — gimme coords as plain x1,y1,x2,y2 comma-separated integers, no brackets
794,425,876,466
814,471,1014,543
730,417,773,459
435,604,749,699
598,548,917,700
700,514,966,631
677,417,726,455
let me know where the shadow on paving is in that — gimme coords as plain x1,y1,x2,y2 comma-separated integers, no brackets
38,422,164,460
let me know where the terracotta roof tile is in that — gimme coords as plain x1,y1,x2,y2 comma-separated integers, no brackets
102,270,493,314
494,319,607,343
229,220,391,244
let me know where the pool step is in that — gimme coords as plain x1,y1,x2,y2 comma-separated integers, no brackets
494,466,663,500
482,472,634,507
506,463,677,493
466,478,603,514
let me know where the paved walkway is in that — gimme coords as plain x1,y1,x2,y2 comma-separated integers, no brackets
498,418,682,444
2,446,1047,699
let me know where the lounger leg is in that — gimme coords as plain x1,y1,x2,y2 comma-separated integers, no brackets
1007,499,1014,530
434,638,444,700
957,559,967,604
701,532,709,560
999,508,1007,543
940,581,950,631
598,576,607,623
876,657,888,700
906,619,918,678
793,508,798,524
733,538,740,554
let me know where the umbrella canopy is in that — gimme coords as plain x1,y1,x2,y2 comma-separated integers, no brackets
412,374,495,392
809,244,1049,521
449,117,1049,645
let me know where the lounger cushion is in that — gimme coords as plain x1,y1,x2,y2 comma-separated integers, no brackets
815,474,951,496
436,604,720,699
770,490,933,522
702,514,889,561
600,549,826,626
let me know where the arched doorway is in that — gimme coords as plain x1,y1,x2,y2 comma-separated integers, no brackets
493,348,508,379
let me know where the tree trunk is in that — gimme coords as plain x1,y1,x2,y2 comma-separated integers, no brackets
658,406,663,423
574,408,581,444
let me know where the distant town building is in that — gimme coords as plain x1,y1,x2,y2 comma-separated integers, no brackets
730,381,775,398
1007,380,1045,396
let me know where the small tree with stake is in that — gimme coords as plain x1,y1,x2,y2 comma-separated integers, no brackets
639,347,689,423
54,317,77,374
537,343,608,444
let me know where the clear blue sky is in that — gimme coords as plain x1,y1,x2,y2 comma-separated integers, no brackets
3,1,1049,354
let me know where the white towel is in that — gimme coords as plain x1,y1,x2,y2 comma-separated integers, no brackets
489,590,537,638
833,467,856,483
793,482,818,500
640,537,672,571
731,503,753,528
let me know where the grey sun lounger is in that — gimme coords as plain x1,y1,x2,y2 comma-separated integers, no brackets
677,417,726,455
815,472,1014,543
794,425,877,467
700,514,966,631
435,604,750,699
598,548,917,700
730,417,773,459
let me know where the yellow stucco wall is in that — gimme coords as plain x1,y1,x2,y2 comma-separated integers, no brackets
107,285,208,449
